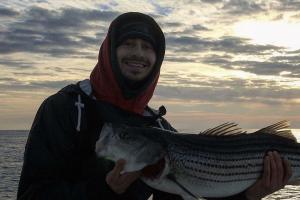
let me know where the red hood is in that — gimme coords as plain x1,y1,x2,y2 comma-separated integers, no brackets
90,12,165,115
90,36,159,114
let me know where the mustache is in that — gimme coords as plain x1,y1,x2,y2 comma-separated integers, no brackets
122,55,150,64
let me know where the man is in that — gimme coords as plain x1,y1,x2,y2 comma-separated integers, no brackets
17,12,291,200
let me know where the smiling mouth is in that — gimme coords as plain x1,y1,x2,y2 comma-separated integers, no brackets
124,60,148,68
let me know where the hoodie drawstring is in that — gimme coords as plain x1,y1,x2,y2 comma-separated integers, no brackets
156,118,164,129
156,105,167,129
75,94,85,132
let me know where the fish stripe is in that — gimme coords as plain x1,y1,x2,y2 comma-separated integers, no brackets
181,174,258,183
183,165,262,177
169,148,300,162
170,144,300,155
172,155,300,168
170,138,299,149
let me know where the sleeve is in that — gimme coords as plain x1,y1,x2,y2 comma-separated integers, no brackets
17,93,120,200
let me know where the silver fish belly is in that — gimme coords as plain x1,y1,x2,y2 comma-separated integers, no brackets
96,121,300,199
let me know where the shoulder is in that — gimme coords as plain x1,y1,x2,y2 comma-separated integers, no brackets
37,87,76,121
33,84,80,126
35,82,90,128
43,81,90,110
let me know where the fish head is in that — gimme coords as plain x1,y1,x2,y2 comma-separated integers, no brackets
95,123,166,174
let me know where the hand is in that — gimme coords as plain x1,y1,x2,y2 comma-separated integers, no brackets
245,151,292,200
106,159,142,194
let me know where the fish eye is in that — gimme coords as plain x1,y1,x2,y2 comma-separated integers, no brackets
119,131,130,139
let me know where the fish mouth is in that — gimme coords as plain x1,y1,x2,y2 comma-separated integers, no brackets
141,157,166,180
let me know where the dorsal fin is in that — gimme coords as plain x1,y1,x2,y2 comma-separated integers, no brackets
199,122,246,136
254,120,296,141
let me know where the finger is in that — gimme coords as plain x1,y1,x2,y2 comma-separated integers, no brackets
105,170,113,185
269,151,278,189
119,171,142,185
110,159,126,183
283,158,292,184
262,154,271,187
111,185,126,194
274,152,284,187
112,171,141,194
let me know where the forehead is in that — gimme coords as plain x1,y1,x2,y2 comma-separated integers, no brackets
121,38,153,45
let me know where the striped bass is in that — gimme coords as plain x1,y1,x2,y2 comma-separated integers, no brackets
95,121,300,199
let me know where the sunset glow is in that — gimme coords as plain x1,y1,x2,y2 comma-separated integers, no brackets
1,1,300,129
234,20,300,50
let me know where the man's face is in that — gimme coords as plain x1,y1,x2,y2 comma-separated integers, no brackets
117,38,156,82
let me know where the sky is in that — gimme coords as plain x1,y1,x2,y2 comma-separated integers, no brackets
1,0,300,130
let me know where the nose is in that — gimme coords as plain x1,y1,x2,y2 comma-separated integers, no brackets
131,41,145,58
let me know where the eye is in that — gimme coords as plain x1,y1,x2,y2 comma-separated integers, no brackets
142,43,154,50
119,131,130,139
121,39,135,47
123,41,132,46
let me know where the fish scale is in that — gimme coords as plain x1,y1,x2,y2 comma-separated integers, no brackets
96,121,300,199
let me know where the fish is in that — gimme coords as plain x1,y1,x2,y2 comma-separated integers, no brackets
95,121,300,200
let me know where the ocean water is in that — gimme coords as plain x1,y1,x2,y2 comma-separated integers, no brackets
0,130,28,200
0,130,300,199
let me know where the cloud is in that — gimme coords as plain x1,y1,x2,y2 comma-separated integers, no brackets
0,78,76,92
274,0,300,11
149,0,173,15
166,24,210,37
0,59,36,69
184,0,223,4
272,54,300,63
163,22,183,28
164,56,199,63
31,80,77,89
24,6,118,27
192,24,210,31
0,77,17,82
202,54,300,77
164,33,299,77
162,21,209,36
291,13,300,19
211,36,283,54
200,0,223,4
0,7,20,17
156,78,300,106
166,35,282,55
222,0,266,15
0,6,119,56
13,72,54,76
97,1,119,11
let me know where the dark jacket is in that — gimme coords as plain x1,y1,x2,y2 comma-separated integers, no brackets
17,82,173,200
